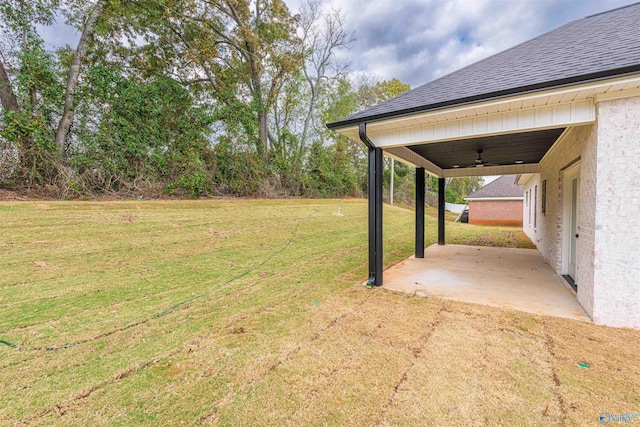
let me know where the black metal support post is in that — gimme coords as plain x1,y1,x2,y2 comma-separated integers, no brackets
438,177,445,245
415,168,425,258
360,123,383,287
366,146,376,285
374,147,383,286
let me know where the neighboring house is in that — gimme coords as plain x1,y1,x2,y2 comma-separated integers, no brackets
464,176,523,226
327,3,640,328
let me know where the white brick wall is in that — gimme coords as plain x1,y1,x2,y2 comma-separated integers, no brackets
521,174,541,243
522,124,598,319
592,96,640,328
576,122,598,319
522,94,640,328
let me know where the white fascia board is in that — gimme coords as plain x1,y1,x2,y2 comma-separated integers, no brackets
594,87,640,103
464,197,524,201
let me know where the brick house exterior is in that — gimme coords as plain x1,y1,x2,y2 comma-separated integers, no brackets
518,95,640,327
328,4,640,328
465,176,523,226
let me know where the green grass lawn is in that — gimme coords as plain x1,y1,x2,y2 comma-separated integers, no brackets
1,199,638,426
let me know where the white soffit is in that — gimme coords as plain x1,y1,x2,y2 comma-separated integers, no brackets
335,74,640,147
515,173,534,185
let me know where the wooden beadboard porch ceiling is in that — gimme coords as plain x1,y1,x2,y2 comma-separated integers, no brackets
407,128,565,170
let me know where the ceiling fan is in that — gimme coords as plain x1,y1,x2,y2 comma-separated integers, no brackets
469,149,499,168
453,149,501,168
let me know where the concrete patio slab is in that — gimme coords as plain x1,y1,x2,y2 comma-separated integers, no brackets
383,244,590,321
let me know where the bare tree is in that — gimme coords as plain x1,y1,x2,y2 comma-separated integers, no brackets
55,0,106,155
298,0,354,147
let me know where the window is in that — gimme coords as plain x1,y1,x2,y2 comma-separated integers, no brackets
527,190,531,226
541,180,547,215
534,185,538,229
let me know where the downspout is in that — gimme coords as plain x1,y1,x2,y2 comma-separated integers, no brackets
359,123,383,288
358,122,374,149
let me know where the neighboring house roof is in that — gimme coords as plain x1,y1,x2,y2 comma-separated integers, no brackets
327,2,640,130
466,176,523,200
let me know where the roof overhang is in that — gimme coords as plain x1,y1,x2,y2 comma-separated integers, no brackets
334,74,640,177
515,174,534,185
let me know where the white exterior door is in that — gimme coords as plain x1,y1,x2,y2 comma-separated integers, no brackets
568,176,579,279
563,163,580,284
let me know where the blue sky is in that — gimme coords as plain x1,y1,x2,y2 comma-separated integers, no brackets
39,0,635,88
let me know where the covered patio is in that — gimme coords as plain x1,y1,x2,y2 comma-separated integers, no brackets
328,56,613,291
325,83,601,319
326,4,640,327
384,244,589,321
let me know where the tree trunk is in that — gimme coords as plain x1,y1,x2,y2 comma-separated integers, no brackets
0,58,20,113
247,46,268,163
258,110,269,162
300,80,316,147
54,0,104,155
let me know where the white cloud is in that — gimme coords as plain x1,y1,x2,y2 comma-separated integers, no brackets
285,0,635,87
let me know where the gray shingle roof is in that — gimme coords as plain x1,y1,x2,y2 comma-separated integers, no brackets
328,2,640,129
466,176,523,199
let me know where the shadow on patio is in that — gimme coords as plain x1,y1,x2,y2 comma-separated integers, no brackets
383,244,589,321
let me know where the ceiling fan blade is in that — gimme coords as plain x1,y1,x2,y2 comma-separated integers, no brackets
459,149,501,168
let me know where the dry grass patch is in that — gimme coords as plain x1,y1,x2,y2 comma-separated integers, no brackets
0,199,638,426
